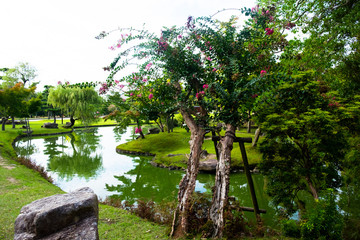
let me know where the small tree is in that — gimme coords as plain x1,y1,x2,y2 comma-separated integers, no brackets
255,71,348,215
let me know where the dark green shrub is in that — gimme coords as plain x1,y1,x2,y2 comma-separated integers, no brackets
300,190,343,240
281,219,301,238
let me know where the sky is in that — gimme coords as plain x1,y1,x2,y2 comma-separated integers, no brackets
0,0,256,92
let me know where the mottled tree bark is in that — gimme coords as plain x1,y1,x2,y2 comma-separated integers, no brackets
210,124,236,238
171,109,205,237
252,127,261,147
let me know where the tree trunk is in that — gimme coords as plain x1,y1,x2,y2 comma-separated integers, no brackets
12,116,15,129
252,127,261,147
171,109,205,237
306,176,319,200
209,124,236,238
53,111,56,124
1,117,8,131
69,115,76,127
247,110,251,133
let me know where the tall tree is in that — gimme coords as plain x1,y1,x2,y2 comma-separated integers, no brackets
48,85,102,127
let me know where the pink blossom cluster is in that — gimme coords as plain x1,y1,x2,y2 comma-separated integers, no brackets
203,84,209,89
99,82,110,95
135,127,142,134
260,70,267,77
158,36,169,51
148,93,153,100
196,91,205,99
285,22,296,30
265,28,274,35
145,63,153,70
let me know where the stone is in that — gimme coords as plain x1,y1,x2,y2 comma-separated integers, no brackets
14,187,99,240
148,127,160,134
200,150,209,159
199,158,217,172
42,122,58,129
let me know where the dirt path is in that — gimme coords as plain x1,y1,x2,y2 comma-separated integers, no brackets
0,155,15,170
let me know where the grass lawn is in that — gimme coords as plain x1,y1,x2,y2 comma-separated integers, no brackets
0,118,169,240
117,126,264,169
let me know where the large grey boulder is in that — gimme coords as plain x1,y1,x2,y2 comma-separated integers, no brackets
14,187,99,240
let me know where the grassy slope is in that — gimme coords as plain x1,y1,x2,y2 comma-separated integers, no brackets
117,127,263,169
0,119,168,240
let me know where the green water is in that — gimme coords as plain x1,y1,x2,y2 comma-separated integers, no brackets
14,126,276,225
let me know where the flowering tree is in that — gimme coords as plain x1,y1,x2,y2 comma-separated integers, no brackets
97,5,289,237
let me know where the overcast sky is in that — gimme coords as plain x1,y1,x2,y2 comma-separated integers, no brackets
0,0,256,92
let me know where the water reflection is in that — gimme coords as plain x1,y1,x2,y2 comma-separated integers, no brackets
14,126,275,224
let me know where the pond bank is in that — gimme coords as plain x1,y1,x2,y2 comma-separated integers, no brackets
0,120,169,239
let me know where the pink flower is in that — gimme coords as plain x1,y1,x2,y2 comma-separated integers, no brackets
109,46,115,51
142,78,147,82
96,111,99,114
178,35,182,39
65,81,70,85
206,57,212,61
130,92,134,96
161,102,164,105
260,70,267,77
135,127,142,134
115,80,120,84
137,94,142,97
265,28,274,35
212,68,217,72
57,81,62,85
145,63,152,70
203,84,209,89
196,91,205,99
119,84,124,88
117,44,121,48
209,47,213,50
148,93,153,100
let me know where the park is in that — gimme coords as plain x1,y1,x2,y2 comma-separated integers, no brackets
1,0,360,239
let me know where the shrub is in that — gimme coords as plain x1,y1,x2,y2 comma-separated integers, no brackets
300,190,343,240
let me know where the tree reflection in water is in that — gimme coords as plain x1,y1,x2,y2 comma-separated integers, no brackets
47,128,103,180
106,156,182,204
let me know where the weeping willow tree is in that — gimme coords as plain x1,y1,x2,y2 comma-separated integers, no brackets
48,85,102,127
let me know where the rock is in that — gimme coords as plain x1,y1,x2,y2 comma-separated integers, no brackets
200,150,209,159
148,127,160,134
42,122,58,129
14,187,99,240
199,158,217,172
167,154,183,157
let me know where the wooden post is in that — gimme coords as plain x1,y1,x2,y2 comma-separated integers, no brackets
239,141,261,223
211,131,219,160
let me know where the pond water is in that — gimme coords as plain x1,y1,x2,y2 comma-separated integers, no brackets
14,126,276,225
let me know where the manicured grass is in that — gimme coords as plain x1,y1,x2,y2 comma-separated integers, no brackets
0,118,169,240
117,127,263,169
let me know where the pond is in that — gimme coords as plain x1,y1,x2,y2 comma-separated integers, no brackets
14,126,277,225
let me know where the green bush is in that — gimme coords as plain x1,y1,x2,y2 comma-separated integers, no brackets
281,219,301,238
300,190,343,240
